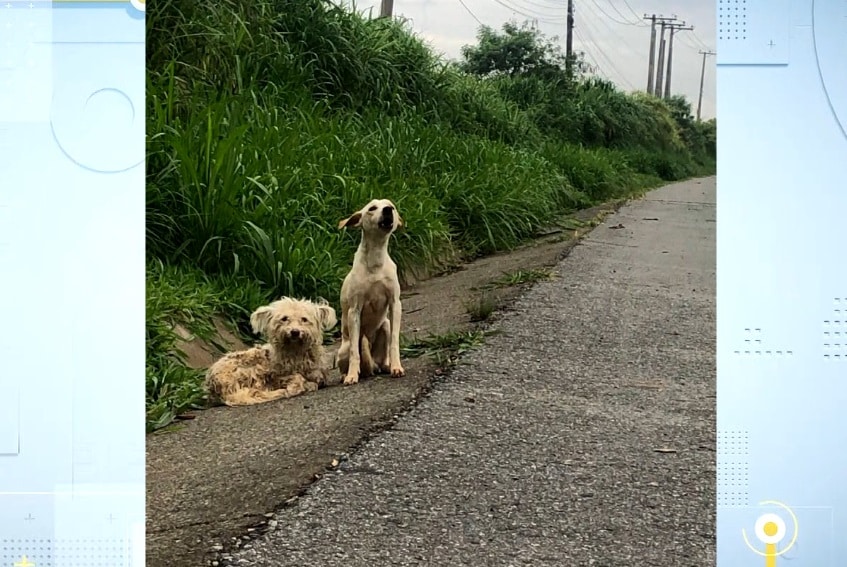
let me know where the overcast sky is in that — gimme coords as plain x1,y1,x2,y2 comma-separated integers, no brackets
349,0,716,119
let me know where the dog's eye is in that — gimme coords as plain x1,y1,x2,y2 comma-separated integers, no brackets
301,317,309,324
368,206,377,212
281,316,289,322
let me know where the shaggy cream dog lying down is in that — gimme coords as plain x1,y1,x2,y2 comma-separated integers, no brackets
205,297,337,407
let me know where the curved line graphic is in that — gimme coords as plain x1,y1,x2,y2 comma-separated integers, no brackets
811,0,847,141
50,86,143,174
741,500,800,557
50,118,144,174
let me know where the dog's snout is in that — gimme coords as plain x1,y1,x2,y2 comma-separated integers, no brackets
289,328,301,338
383,205,394,213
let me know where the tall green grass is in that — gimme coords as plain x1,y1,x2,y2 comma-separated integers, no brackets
146,0,716,430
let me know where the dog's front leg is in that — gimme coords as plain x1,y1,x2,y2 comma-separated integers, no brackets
304,367,328,388
388,298,405,377
344,306,362,385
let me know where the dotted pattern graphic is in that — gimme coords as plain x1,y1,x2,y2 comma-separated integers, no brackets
0,539,132,567
823,297,847,361
733,327,794,358
716,0,789,66
717,430,750,507
718,0,747,41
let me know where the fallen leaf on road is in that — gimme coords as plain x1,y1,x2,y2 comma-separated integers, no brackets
609,223,625,229
331,459,339,467
654,447,678,454
642,217,660,221
631,381,664,390
464,396,475,403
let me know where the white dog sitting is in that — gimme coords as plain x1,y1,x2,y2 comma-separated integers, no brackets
205,297,337,406
336,198,406,385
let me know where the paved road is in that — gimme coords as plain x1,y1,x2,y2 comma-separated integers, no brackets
220,178,716,566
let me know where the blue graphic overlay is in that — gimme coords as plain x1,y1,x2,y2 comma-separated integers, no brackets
717,0,846,565
0,1,145,565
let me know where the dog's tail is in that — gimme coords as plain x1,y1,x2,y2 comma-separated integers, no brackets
221,387,290,407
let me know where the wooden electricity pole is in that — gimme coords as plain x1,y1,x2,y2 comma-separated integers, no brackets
647,15,676,96
644,14,657,94
566,0,575,76
379,0,393,18
697,50,716,120
663,23,693,99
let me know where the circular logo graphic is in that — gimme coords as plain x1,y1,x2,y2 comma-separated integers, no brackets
129,0,145,12
51,80,144,174
742,500,799,560
813,0,847,139
754,513,787,544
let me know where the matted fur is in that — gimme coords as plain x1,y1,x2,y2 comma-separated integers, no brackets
205,297,337,407
336,198,406,385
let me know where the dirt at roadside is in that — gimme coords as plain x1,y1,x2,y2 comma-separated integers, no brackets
145,200,626,567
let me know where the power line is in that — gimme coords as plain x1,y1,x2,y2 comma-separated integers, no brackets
456,0,483,26
576,12,636,89
508,0,569,20
586,0,642,26
494,0,562,24
620,0,644,22
677,32,704,53
581,0,644,55
574,27,610,80
491,0,567,23
601,0,647,26
691,30,714,50
510,0,565,10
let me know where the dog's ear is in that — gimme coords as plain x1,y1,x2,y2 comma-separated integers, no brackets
249,305,274,335
396,212,404,230
338,212,362,229
314,299,338,331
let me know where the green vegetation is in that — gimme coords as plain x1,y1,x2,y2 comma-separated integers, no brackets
490,268,556,288
464,294,498,323
401,329,491,366
146,0,716,430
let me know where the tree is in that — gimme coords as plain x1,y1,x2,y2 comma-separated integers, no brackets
459,21,575,82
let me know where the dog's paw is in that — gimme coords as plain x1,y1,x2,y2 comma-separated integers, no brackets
343,373,360,385
390,365,405,378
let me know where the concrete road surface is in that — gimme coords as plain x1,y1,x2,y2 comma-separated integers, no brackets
219,177,716,566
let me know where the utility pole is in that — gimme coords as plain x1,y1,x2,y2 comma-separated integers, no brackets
566,0,575,76
644,14,676,94
663,23,693,99
654,23,667,97
379,0,393,18
650,16,685,96
697,50,716,121
644,14,657,94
